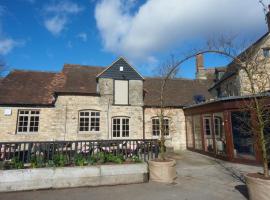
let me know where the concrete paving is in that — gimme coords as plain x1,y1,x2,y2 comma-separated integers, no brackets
0,151,262,200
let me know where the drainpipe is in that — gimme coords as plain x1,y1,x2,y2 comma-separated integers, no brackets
143,107,145,139
64,103,67,141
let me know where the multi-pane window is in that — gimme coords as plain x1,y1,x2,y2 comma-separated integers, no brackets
79,111,100,132
17,110,40,133
203,118,211,136
152,117,169,136
112,117,129,138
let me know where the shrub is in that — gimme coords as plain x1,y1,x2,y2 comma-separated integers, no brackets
52,154,68,167
30,155,45,168
131,155,142,163
74,154,87,166
11,157,24,169
105,153,124,164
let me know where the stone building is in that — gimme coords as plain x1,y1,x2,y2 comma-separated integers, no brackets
1,28,270,155
0,57,212,151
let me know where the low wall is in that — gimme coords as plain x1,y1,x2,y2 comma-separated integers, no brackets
0,163,148,192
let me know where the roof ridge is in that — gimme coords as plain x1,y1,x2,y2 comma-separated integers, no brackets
63,63,106,69
145,77,200,81
11,69,58,74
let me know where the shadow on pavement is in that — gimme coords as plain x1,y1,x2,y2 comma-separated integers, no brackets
235,185,249,200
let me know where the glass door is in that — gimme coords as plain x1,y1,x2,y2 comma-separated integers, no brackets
203,115,214,153
231,111,255,160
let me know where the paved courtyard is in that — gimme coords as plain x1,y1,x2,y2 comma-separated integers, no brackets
0,151,262,200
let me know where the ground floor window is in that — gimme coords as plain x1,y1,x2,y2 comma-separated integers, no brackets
79,110,100,132
203,115,214,153
17,110,40,133
112,117,129,138
231,111,255,160
214,113,227,156
193,115,203,150
152,117,169,136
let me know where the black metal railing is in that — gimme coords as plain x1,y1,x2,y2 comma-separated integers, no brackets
0,139,159,167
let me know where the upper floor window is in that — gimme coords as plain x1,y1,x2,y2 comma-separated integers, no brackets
114,80,128,105
112,117,129,138
263,48,270,58
17,110,40,133
79,110,100,132
152,117,169,136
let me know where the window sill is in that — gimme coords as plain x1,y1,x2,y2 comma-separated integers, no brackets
112,104,131,106
16,132,39,135
152,136,171,140
78,131,100,134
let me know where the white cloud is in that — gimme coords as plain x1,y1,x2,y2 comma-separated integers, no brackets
44,16,67,36
43,1,84,36
77,32,88,42
44,1,84,14
0,6,25,55
95,0,266,61
0,38,22,55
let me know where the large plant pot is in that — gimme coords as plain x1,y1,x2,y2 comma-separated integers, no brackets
245,173,270,200
148,159,176,183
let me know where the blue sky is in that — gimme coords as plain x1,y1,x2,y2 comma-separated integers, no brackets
0,0,269,78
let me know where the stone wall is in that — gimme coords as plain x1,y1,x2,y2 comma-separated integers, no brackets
0,77,186,151
144,107,186,151
0,95,144,141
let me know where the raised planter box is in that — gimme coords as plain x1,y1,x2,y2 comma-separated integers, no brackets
0,163,148,192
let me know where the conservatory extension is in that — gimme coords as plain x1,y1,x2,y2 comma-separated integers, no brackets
184,96,270,165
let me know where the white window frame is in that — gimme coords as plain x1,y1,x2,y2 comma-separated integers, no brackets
151,117,170,137
78,110,100,132
17,110,40,134
112,117,130,138
203,117,212,138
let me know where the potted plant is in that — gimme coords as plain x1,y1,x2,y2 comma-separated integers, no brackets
148,57,177,183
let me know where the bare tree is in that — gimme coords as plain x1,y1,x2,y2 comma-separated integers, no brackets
156,33,270,177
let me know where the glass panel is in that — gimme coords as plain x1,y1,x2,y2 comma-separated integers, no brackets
231,111,255,160
203,115,214,153
193,115,202,150
214,113,227,156
186,116,194,148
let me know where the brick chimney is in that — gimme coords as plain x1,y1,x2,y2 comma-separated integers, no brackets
267,5,270,32
196,54,207,80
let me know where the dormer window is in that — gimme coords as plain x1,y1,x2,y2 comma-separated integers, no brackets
114,80,129,105
263,48,270,58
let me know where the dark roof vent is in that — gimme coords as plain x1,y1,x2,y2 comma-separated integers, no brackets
193,95,206,104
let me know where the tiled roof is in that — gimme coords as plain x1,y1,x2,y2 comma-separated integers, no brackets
143,77,213,107
0,65,213,107
0,70,61,105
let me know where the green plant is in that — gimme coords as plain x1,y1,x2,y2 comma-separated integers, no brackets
52,154,68,167
94,152,106,164
131,155,142,163
11,157,24,169
105,153,124,164
30,155,45,168
74,154,87,166
46,160,55,167
87,155,97,165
